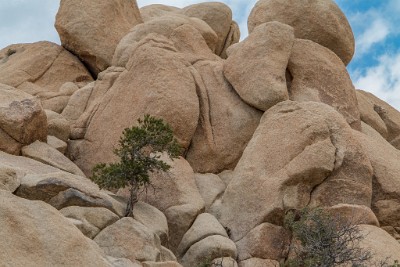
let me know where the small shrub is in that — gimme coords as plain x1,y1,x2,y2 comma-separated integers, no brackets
91,114,182,217
282,207,371,267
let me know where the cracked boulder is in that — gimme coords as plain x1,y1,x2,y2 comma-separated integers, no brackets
0,84,47,155
0,42,92,92
187,60,262,173
248,0,355,65
112,14,217,67
288,39,361,130
73,35,199,176
55,0,143,75
218,101,373,246
66,67,124,140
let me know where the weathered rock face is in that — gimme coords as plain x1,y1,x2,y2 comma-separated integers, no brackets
61,206,119,239
0,190,112,267
218,101,372,244
187,60,262,173
15,171,124,216
180,2,237,56
358,225,400,262
224,21,294,111
0,163,23,192
357,89,400,149
94,218,161,263
138,3,239,59
137,156,205,251
248,0,355,65
0,84,47,155
288,39,361,130
45,109,71,142
3,0,400,265
177,213,228,258
113,15,217,67
74,36,199,176
21,141,84,176
353,128,400,238
0,42,93,92
356,90,388,138
55,0,143,75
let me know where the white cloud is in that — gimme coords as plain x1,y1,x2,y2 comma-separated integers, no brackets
356,18,390,55
353,52,400,110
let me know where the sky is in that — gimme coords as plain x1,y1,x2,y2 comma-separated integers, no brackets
1,0,400,110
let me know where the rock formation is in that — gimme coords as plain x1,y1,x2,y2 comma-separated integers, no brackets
1,0,400,266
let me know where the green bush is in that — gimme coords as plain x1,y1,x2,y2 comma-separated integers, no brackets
91,114,182,217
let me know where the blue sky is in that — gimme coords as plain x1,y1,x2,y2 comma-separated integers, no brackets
1,0,399,110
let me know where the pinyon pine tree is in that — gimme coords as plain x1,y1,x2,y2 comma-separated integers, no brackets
91,114,182,217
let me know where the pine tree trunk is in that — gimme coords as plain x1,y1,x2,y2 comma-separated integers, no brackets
125,183,139,217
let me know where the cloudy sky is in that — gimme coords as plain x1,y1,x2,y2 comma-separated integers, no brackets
1,0,399,110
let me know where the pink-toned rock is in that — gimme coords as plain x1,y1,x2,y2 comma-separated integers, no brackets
353,129,400,232
325,204,380,226
73,36,199,176
187,60,262,173
288,39,361,130
356,90,388,139
218,101,372,241
224,22,294,111
0,42,93,92
248,0,355,65
21,141,84,176
60,206,119,239
145,156,205,251
140,4,181,21
0,190,112,267
113,15,217,67
45,109,70,142
357,89,400,149
236,223,290,261
55,0,143,75
181,2,236,56
0,84,47,155
358,225,400,262
94,218,161,262
180,235,237,267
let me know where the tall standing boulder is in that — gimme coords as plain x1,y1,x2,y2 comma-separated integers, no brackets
224,22,294,111
55,0,143,75
248,0,355,65
187,60,262,173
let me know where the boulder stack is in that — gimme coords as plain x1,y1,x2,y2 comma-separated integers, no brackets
1,0,400,266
